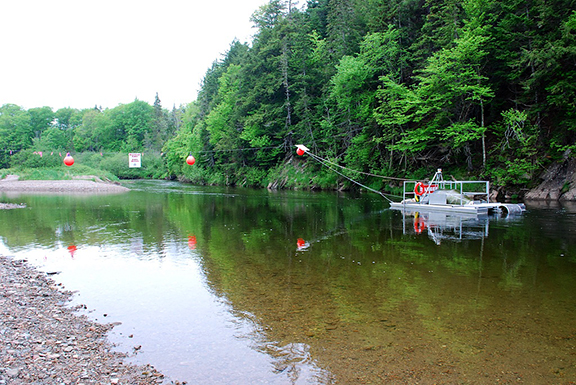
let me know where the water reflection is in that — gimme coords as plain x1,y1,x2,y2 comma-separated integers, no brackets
400,211,490,244
0,181,575,384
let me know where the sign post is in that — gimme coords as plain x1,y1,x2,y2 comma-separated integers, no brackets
129,153,142,168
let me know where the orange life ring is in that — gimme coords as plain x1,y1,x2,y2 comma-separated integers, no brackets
414,218,426,234
414,182,438,196
414,182,426,196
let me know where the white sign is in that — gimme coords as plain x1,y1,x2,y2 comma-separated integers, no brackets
129,153,141,168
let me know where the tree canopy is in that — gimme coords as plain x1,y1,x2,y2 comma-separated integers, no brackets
2,0,575,192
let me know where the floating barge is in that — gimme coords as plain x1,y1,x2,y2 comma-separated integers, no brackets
389,169,525,216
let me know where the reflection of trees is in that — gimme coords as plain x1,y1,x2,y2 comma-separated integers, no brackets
0,192,174,251
2,186,575,382
191,199,576,383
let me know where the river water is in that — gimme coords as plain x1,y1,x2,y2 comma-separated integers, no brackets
1,180,575,384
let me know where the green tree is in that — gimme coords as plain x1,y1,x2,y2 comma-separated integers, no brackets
156,0,576,191
0,104,32,167
146,92,170,151
205,64,245,169
492,1,576,155
53,108,82,150
28,106,54,139
73,109,110,152
378,14,493,170
105,100,154,152
241,0,290,166
329,27,404,172
163,112,194,177
326,0,365,59
543,10,576,151
33,127,68,151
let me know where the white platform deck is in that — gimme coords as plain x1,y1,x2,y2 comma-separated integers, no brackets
390,201,496,215
390,200,525,215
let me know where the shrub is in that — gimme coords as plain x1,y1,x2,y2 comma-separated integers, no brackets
9,150,63,168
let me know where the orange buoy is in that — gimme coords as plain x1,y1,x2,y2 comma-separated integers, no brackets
63,153,74,166
186,155,196,165
414,218,426,234
67,244,77,257
295,144,309,156
188,235,197,250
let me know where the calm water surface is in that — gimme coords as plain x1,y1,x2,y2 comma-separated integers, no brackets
1,181,575,384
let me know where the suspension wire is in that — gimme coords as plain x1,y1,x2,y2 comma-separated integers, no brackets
196,145,282,153
306,151,398,203
307,151,410,181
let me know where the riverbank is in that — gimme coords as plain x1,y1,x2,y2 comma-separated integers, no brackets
0,203,26,209
0,256,174,385
0,175,129,195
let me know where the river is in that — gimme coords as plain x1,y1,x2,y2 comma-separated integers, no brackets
1,180,575,384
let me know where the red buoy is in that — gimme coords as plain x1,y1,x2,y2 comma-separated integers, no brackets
297,238,306,248
295,144,309,156
63,153,74,166
188,235,197,250
67,245,77,257
297,238,310,250
186,155,196,165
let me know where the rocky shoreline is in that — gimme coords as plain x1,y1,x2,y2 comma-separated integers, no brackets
0,178,129,194
0,203,26,210
0,256,176,385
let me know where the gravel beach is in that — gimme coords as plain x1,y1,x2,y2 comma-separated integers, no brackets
0,256,174,385
0,177,129,194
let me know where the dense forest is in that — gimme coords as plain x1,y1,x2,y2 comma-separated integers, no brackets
2,0,575,194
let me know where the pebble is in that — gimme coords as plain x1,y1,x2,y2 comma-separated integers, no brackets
0,255,173,384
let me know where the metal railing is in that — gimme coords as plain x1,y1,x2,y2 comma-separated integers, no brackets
401,169,489,205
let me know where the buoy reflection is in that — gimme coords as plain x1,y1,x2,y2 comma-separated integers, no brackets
188,235,197,250
296,238,309,251
67,244,77,257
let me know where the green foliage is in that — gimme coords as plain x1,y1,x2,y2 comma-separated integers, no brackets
73,109,108,152
4,164,119,182
19,168,71,180
33,127,68,151
442,121,485,148
28,106,55,136
487,158,537,187
98,152,165,179
488,108,539,181
162,102,200,178
2,0,576,193
4,150,162,181
265,160,339,190
9,150,63,169
0,104,33,167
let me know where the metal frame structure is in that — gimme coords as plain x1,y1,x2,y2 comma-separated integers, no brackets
391,169,525,216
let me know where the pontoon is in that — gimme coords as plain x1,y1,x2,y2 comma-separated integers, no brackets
389,169,525,216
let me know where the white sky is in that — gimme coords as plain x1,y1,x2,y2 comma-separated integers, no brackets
0,0,270,111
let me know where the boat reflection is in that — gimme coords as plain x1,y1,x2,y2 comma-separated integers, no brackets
402,211,490,244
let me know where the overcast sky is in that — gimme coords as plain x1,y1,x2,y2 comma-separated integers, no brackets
0,0,270,111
